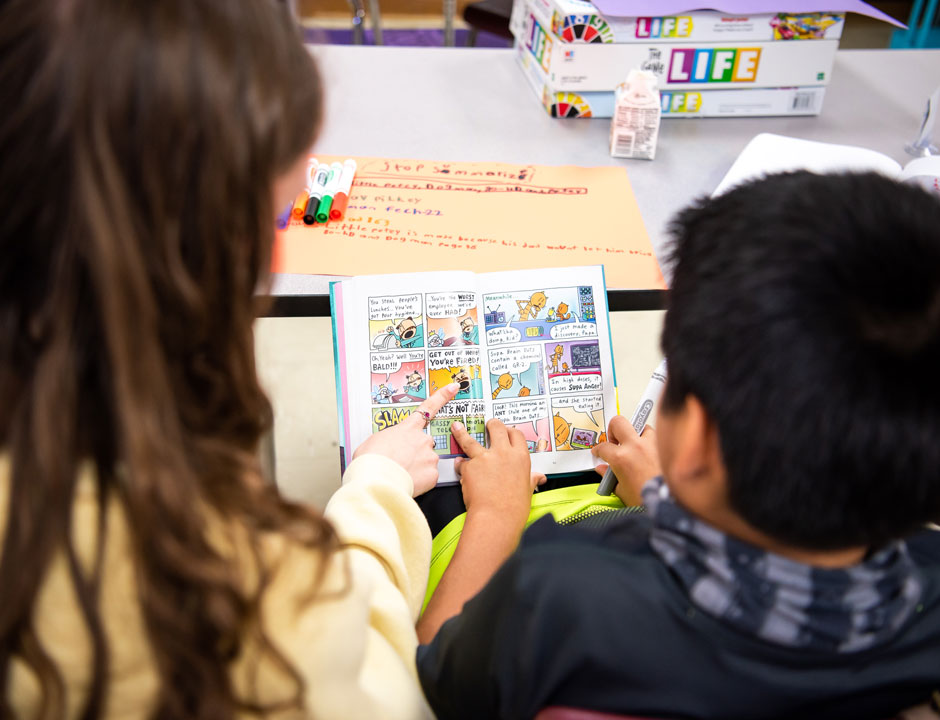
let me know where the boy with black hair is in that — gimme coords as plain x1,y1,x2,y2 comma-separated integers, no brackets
416,171,940,720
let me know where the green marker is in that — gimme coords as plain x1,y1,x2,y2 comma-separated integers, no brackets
316,162,343,224
315,169,334,223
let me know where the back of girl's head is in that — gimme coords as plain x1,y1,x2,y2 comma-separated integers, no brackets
1,0,320,454
662,171,940,552
1,1,330,717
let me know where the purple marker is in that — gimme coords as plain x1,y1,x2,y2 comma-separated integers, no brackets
276,201,292,229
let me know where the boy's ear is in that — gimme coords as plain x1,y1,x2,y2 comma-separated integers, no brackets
664,395,727,503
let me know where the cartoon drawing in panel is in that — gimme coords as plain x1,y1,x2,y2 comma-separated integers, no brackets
426,291,479,346
492,373,513,399
459,316,479,344
426,310,479,347
483,285,598,346
373,384,395,404
491,398,551,454
403,370,424,395
368,293,425,349
545,340,603,394
428,413,486,458
428,347,483,400
391,317,423,348
553,413,572,451
370,350,427,404
427,328,445,347
516,291,547,321
551,394,606,451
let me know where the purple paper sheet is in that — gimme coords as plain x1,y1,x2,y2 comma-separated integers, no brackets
590,0,905,28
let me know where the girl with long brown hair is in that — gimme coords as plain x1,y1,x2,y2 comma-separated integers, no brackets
0,0,459,717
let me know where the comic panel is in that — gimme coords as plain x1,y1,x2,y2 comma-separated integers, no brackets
488,345,545,399
425,291,480,347
371,404,420,433
369,350,427,404
430,398,486,458
368,293,425,349
492,398,552,454
551,394,606,451
427,346,483,400
483,285,599,346
545,340,603,394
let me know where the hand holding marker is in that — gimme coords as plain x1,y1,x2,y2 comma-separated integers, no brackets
596,359,668,496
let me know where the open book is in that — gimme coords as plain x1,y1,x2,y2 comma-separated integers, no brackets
331,266,617,485
714,133,940,196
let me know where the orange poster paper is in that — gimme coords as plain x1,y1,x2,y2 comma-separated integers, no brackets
273,156,665,290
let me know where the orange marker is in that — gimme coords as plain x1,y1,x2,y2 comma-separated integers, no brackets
291,189,309,218
330,159,357,220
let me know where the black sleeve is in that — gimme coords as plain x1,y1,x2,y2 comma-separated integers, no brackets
416,516,656,720
417,553,532,720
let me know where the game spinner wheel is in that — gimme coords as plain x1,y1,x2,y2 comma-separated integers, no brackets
549,92,593,118
558,14,614,43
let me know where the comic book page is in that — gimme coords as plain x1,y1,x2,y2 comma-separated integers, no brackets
333,271,486,485
333,265,615,485
478,266,616,477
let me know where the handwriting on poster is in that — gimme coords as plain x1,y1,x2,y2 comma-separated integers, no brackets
273,157,664,289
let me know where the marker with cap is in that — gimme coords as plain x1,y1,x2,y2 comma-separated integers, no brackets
291,189,309,219
596,359,668,496
316,161,343,223
302,158,318,225
275,201,292,230
330,159,357,221
304,160,329,225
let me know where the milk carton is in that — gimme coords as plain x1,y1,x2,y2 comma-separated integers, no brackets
610,69,660,159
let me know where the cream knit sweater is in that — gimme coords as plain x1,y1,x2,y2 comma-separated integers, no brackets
1,454,434,719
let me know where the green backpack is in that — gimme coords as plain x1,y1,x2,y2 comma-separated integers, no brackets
423,483,643,612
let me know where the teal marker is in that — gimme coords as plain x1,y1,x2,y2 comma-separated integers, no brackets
316,162,343,224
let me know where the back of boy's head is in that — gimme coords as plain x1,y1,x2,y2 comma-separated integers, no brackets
662,171,940,551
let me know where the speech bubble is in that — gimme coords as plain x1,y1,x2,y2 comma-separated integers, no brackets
550,322,598,340
437,398,486,418
492,398,548,425
427,347,480,370
548,374,603,394
368,293,422,321
426,291,476,319
370,350,426,374
486,326,522,345
553,394,604,414
488,345,543,375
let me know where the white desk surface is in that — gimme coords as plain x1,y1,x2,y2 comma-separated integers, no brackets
272,46,940,295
